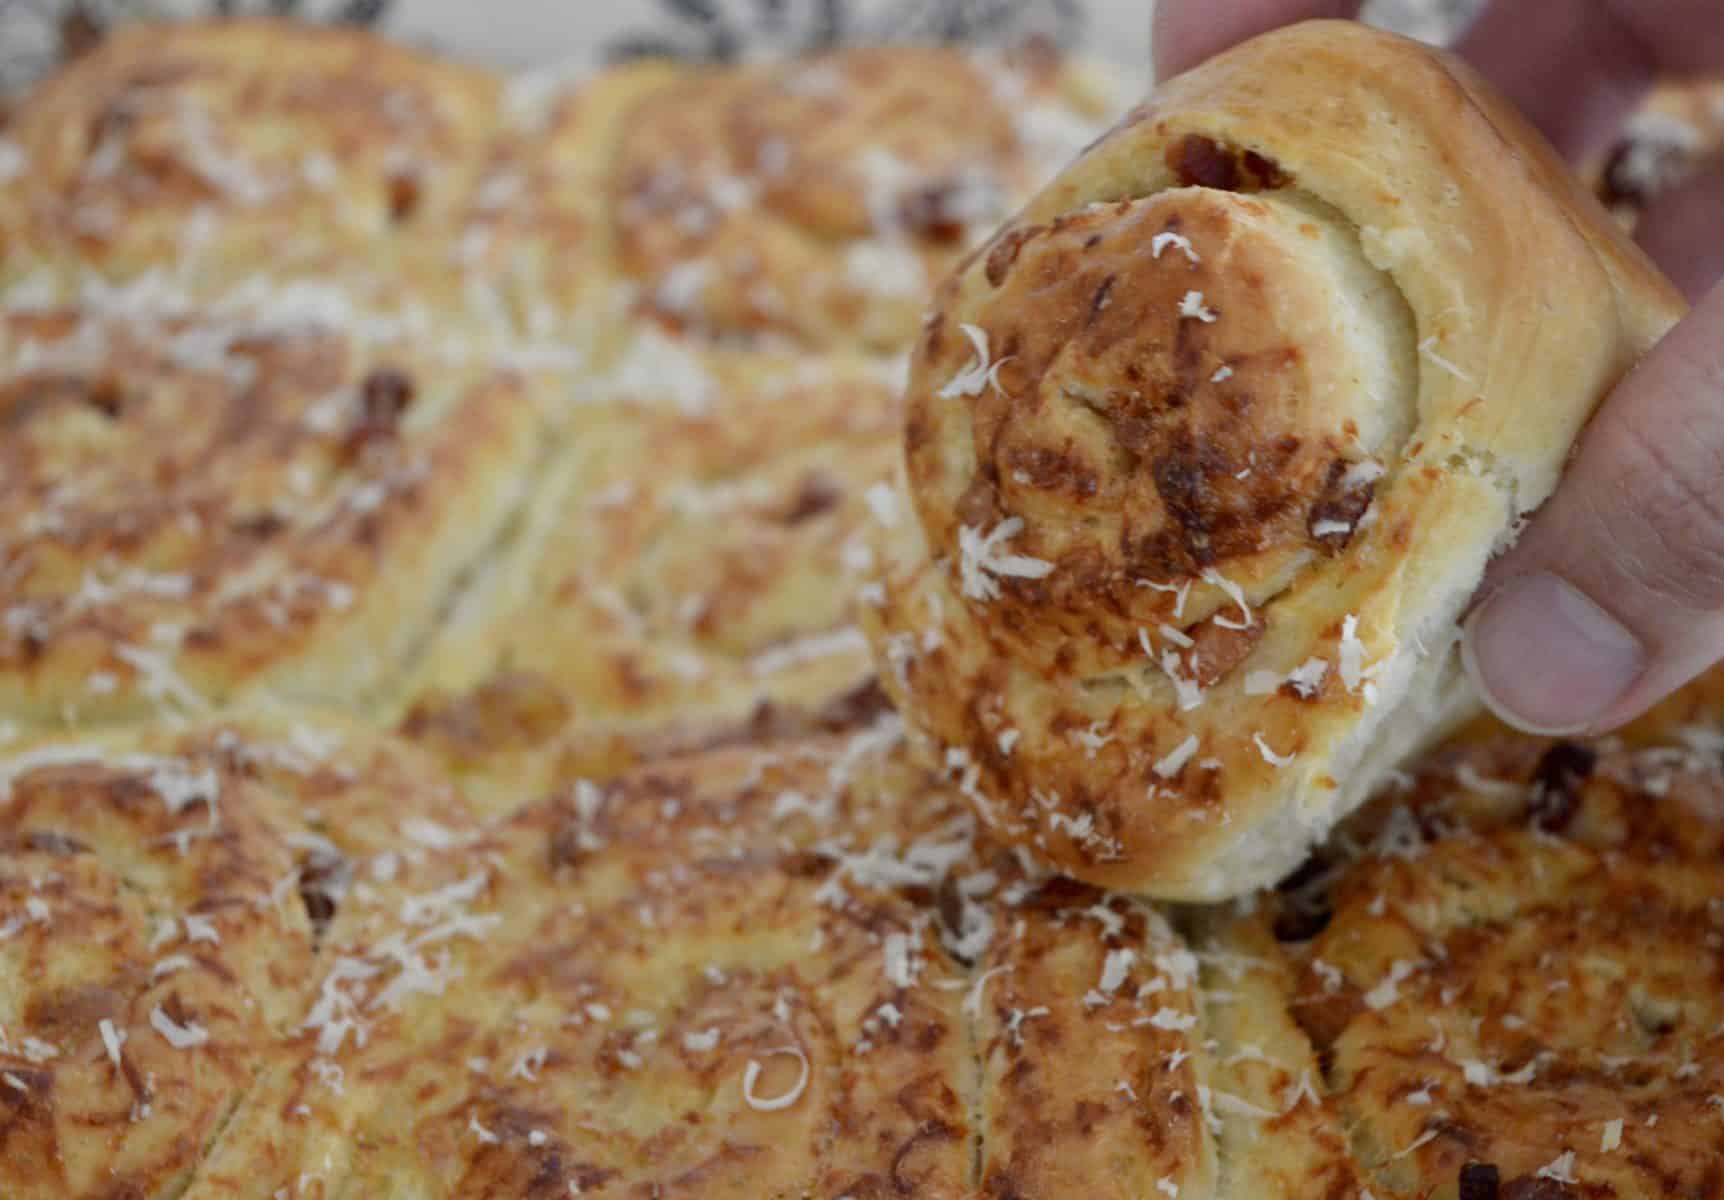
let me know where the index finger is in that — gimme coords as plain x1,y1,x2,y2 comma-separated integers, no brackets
1153,0,1364,81
1457,0,1724,160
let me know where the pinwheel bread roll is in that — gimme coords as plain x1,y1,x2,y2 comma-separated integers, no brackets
866,20,1686,900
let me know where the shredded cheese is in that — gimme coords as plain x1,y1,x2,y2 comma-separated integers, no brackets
1154,735,1200,779
1151,232,1199,263
958,517,1055,601
98,1019,126,1071
938,323,997,399
1252,732,1295,768
1178,291,1218,322
742,1046,810,1112
150,1005,209,1049
1536,1151,1578,1184
1602,1118,1623,1152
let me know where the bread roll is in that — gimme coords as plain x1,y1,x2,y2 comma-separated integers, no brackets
0,711,473,1200
611,44,1118,352
866,20,1687,899
0,21,498,292
400,339,903,810
0,300,543,725
1270,723,1724,1195
0,20,677,356
178,725,1357,1199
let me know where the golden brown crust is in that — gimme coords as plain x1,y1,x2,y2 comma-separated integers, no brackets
176,729,1354,1198
610,45,1117,351
0,22,680,361
400,345,905,812
866,20,1688,900
0,712,473,1200
1268,723,1724,1197
0,301,546,725
0,21,500,289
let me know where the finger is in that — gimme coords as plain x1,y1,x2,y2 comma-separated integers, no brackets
1457,0,1724,162
1463,281,1724,734
1636,154,1724,302
1153,0,1363,81
1456,0,1656,160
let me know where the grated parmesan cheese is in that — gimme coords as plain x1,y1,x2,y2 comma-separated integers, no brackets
98,1019,127,1071
1151,232,1199,263
957,517,1055,601
1536,1151,1578,1184
1364,959,1419,1010
1154,735,1200,779
1252,732,1295,768
150,1004,209,1049
1178,291,1218,323
938,323,997,399
1418,335,1473,383
742,1046,810,1112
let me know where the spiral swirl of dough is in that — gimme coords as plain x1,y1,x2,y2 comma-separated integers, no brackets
867,21,1685,899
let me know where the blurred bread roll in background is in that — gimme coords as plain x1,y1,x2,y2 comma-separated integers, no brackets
866,20,1686,900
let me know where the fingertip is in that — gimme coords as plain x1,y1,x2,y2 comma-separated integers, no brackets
1153,0,1364,82
1461,573,1647,736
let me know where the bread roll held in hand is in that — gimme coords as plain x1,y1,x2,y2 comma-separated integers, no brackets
864,21,1686,900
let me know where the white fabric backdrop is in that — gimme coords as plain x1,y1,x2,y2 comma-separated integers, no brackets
0,0,1482,98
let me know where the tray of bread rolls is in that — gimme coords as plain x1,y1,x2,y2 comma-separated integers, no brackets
1,12,1723,1199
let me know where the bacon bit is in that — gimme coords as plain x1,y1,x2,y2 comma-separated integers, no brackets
1308,458,1378,550
1458,1163,1500,1200
985,224,1044,286
1184,611,1263,687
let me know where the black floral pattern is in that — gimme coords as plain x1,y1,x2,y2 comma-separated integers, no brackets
0,0,394,97
607,0,1084,64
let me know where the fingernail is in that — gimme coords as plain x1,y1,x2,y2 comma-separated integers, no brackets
1462,573,1646,735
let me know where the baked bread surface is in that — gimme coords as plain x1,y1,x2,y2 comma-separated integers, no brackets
0,16,1718,1199
866,19,1687,899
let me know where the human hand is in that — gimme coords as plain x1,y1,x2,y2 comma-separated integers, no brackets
1156,0,1724,735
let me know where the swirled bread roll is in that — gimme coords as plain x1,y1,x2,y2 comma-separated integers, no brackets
0,21,498,293
0,712,474,1200
400,339,903,811
0,23,688,365
611,44,1119,352
866,21,1687,899
1264,720,1724,1197
0,297,545,726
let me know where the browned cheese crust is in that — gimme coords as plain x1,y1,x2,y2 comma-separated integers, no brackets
610,43,1118,351
1258,682,1724,1198
175,724,1360,1199
0,303,544,724
0,21,499,292
0,712,476,1199
864,20,1688,899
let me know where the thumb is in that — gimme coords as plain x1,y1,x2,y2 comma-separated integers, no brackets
1463,280,1724,734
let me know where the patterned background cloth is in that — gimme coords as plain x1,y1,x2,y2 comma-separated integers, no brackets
0,0,1486,97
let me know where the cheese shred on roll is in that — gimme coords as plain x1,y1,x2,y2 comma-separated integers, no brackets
866,20,1687,899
